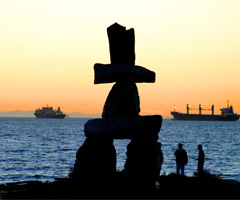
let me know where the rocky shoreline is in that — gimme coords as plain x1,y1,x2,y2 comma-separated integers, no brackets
1,171,240,199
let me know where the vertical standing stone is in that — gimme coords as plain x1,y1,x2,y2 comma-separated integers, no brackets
107,23,135,66
124,139,161,192
72,137,116,192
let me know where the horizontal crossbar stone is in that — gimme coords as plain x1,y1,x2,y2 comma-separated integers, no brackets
84,115,162,139
94,63,155,84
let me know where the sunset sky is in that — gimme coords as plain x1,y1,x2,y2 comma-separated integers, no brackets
1,0,240,117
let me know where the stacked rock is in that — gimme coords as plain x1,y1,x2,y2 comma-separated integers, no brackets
72,23,162,193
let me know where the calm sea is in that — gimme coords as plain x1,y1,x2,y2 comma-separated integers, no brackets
0,117,240,184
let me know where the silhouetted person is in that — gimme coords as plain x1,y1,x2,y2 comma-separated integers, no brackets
198,144,205,175
174,143,188,175
156,142,164,176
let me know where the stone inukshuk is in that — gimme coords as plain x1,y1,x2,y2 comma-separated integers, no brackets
72,23,162,192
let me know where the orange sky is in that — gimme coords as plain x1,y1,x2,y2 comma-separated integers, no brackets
1,0,240,117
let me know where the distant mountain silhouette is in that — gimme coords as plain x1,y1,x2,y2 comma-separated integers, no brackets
0,110,34,118
0,110,100,118
67,112,101,118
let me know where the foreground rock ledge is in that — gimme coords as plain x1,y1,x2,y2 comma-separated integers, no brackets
2,173,240,199
84,115,162,139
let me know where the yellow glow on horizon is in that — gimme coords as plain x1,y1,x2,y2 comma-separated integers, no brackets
1,0,240,116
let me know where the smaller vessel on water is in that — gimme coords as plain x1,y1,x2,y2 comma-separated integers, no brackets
171,101,239,121
34,105,66,119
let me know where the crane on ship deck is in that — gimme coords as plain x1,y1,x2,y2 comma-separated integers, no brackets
186,104,214,115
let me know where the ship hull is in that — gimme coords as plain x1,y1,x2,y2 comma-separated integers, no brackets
34,113,66,119
171,112,239,121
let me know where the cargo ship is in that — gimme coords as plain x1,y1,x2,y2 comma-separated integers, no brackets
171,101,239,121
34,105,66,119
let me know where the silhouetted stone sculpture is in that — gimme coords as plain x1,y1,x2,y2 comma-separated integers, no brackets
72,22,162,193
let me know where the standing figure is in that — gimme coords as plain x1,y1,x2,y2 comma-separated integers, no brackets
174,143,188,175
198,144,205,175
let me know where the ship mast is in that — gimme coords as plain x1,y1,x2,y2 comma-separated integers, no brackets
187,104,190,114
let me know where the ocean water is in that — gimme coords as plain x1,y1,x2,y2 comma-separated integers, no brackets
0,117,240,184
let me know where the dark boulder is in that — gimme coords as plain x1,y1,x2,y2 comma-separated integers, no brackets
102,81,140,118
